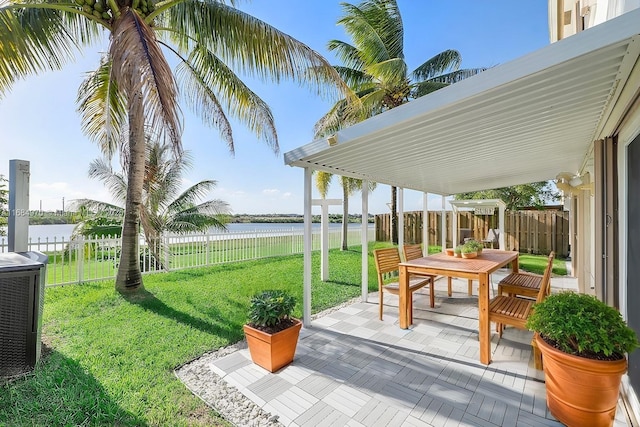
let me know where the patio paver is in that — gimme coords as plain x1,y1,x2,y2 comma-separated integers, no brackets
185,268,632,426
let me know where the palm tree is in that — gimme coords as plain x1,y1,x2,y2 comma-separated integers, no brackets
72,140,230,270
0,0,351,293
315,0,486,244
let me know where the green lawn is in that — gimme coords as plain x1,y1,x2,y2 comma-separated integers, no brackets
0,245,381,426
0,243,562,426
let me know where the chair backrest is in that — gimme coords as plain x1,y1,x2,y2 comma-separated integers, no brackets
486,229,500,242
402,244,424,262
535,251,555,303
373,247,401,276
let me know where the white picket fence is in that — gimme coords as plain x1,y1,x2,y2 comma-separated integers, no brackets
0,226,375,286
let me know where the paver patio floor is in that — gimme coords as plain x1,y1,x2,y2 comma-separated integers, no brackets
184,270,632,426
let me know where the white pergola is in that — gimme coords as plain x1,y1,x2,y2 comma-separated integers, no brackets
284,9,640,325
449,199,506,250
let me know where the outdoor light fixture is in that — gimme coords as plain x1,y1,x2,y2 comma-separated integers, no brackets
327,134,338,146
569,175,583,187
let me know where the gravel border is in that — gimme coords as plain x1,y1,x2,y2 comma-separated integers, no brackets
174,296,365,427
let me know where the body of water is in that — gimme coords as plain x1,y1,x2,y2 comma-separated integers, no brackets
19,222,372,242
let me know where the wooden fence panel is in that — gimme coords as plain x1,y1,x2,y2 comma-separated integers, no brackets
375,209,569,257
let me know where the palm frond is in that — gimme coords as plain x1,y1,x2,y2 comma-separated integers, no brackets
428,67,487,84
87,157,128,204
167,200,230,233
411,49,462,81
315,171,333,198
365,57,407,86
165,179,216,215
70,198,124,217
327,40,364,71
76,55,127,158
167,0,352,102
109,9,182,150
0,4,80,97
332,65,372,90
175,44,278,154
412,80,448,98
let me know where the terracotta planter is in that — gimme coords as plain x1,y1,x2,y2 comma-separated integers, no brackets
445,248,455,256
535,333,627,427
461,251,477,259
244,319,302,372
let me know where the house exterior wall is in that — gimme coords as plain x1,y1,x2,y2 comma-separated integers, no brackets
548,0,639,41
549,1,640,419
618,98,640,422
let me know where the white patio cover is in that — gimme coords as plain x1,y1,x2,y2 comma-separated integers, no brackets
283,9,640,325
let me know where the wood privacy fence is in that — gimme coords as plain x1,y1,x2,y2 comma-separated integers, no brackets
375,210,569,257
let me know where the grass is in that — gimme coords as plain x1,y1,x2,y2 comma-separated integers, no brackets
0,243,563,426
518,253,567,275
0,244,381,426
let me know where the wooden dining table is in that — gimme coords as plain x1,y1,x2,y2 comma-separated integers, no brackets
398,249,519,365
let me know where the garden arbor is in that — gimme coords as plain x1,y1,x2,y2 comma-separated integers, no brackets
449,199,506,250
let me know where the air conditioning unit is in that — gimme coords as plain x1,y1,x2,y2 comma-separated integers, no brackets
0,251,47,378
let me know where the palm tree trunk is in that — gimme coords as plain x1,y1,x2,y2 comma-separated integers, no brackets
341,184,349,250
391,186,398,244
116,92,145,293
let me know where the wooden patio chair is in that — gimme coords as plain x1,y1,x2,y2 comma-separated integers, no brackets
489,251,555,337
482,228,500,248
402,244,444,303
373,247,434,323
497,251,555,299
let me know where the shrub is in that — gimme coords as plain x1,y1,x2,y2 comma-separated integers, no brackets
248,290,296,328
526,292,639,359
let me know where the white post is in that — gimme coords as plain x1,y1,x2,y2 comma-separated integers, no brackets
303,168,313,327
361,181,369,302
8,159,30,252
320,203,330,280
441,195,447,251
312,199,341,281
422,193,428,254
398,188,404,250
498,204,506,250
452,203,459,248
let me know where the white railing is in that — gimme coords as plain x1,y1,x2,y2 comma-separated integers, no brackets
0,226,375,286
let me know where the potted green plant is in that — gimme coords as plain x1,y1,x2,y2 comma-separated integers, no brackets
453,245,463,258
460,243,477,259
243,290,302,372
526,292,639,427
465,239,483,254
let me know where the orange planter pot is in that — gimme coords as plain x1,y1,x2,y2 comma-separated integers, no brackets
535,334,627,427
244,319,302,372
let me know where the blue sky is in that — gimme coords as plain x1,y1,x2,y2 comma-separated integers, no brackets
0,1,550,215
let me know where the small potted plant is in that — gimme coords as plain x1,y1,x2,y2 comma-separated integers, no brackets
526,292,639,426
243,290,302,372
460,243,477,259
465,239,483,254
453,245,463,258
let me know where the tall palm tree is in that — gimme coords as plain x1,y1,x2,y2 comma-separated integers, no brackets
73,140,230,270
315,0,486,244
0,0,351,293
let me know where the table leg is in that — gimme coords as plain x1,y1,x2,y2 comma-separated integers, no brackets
478,272,491,364
447,277,452,296
399,266,409,329
512,257,519,273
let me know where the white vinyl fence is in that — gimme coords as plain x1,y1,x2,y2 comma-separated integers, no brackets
0,226,375,286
